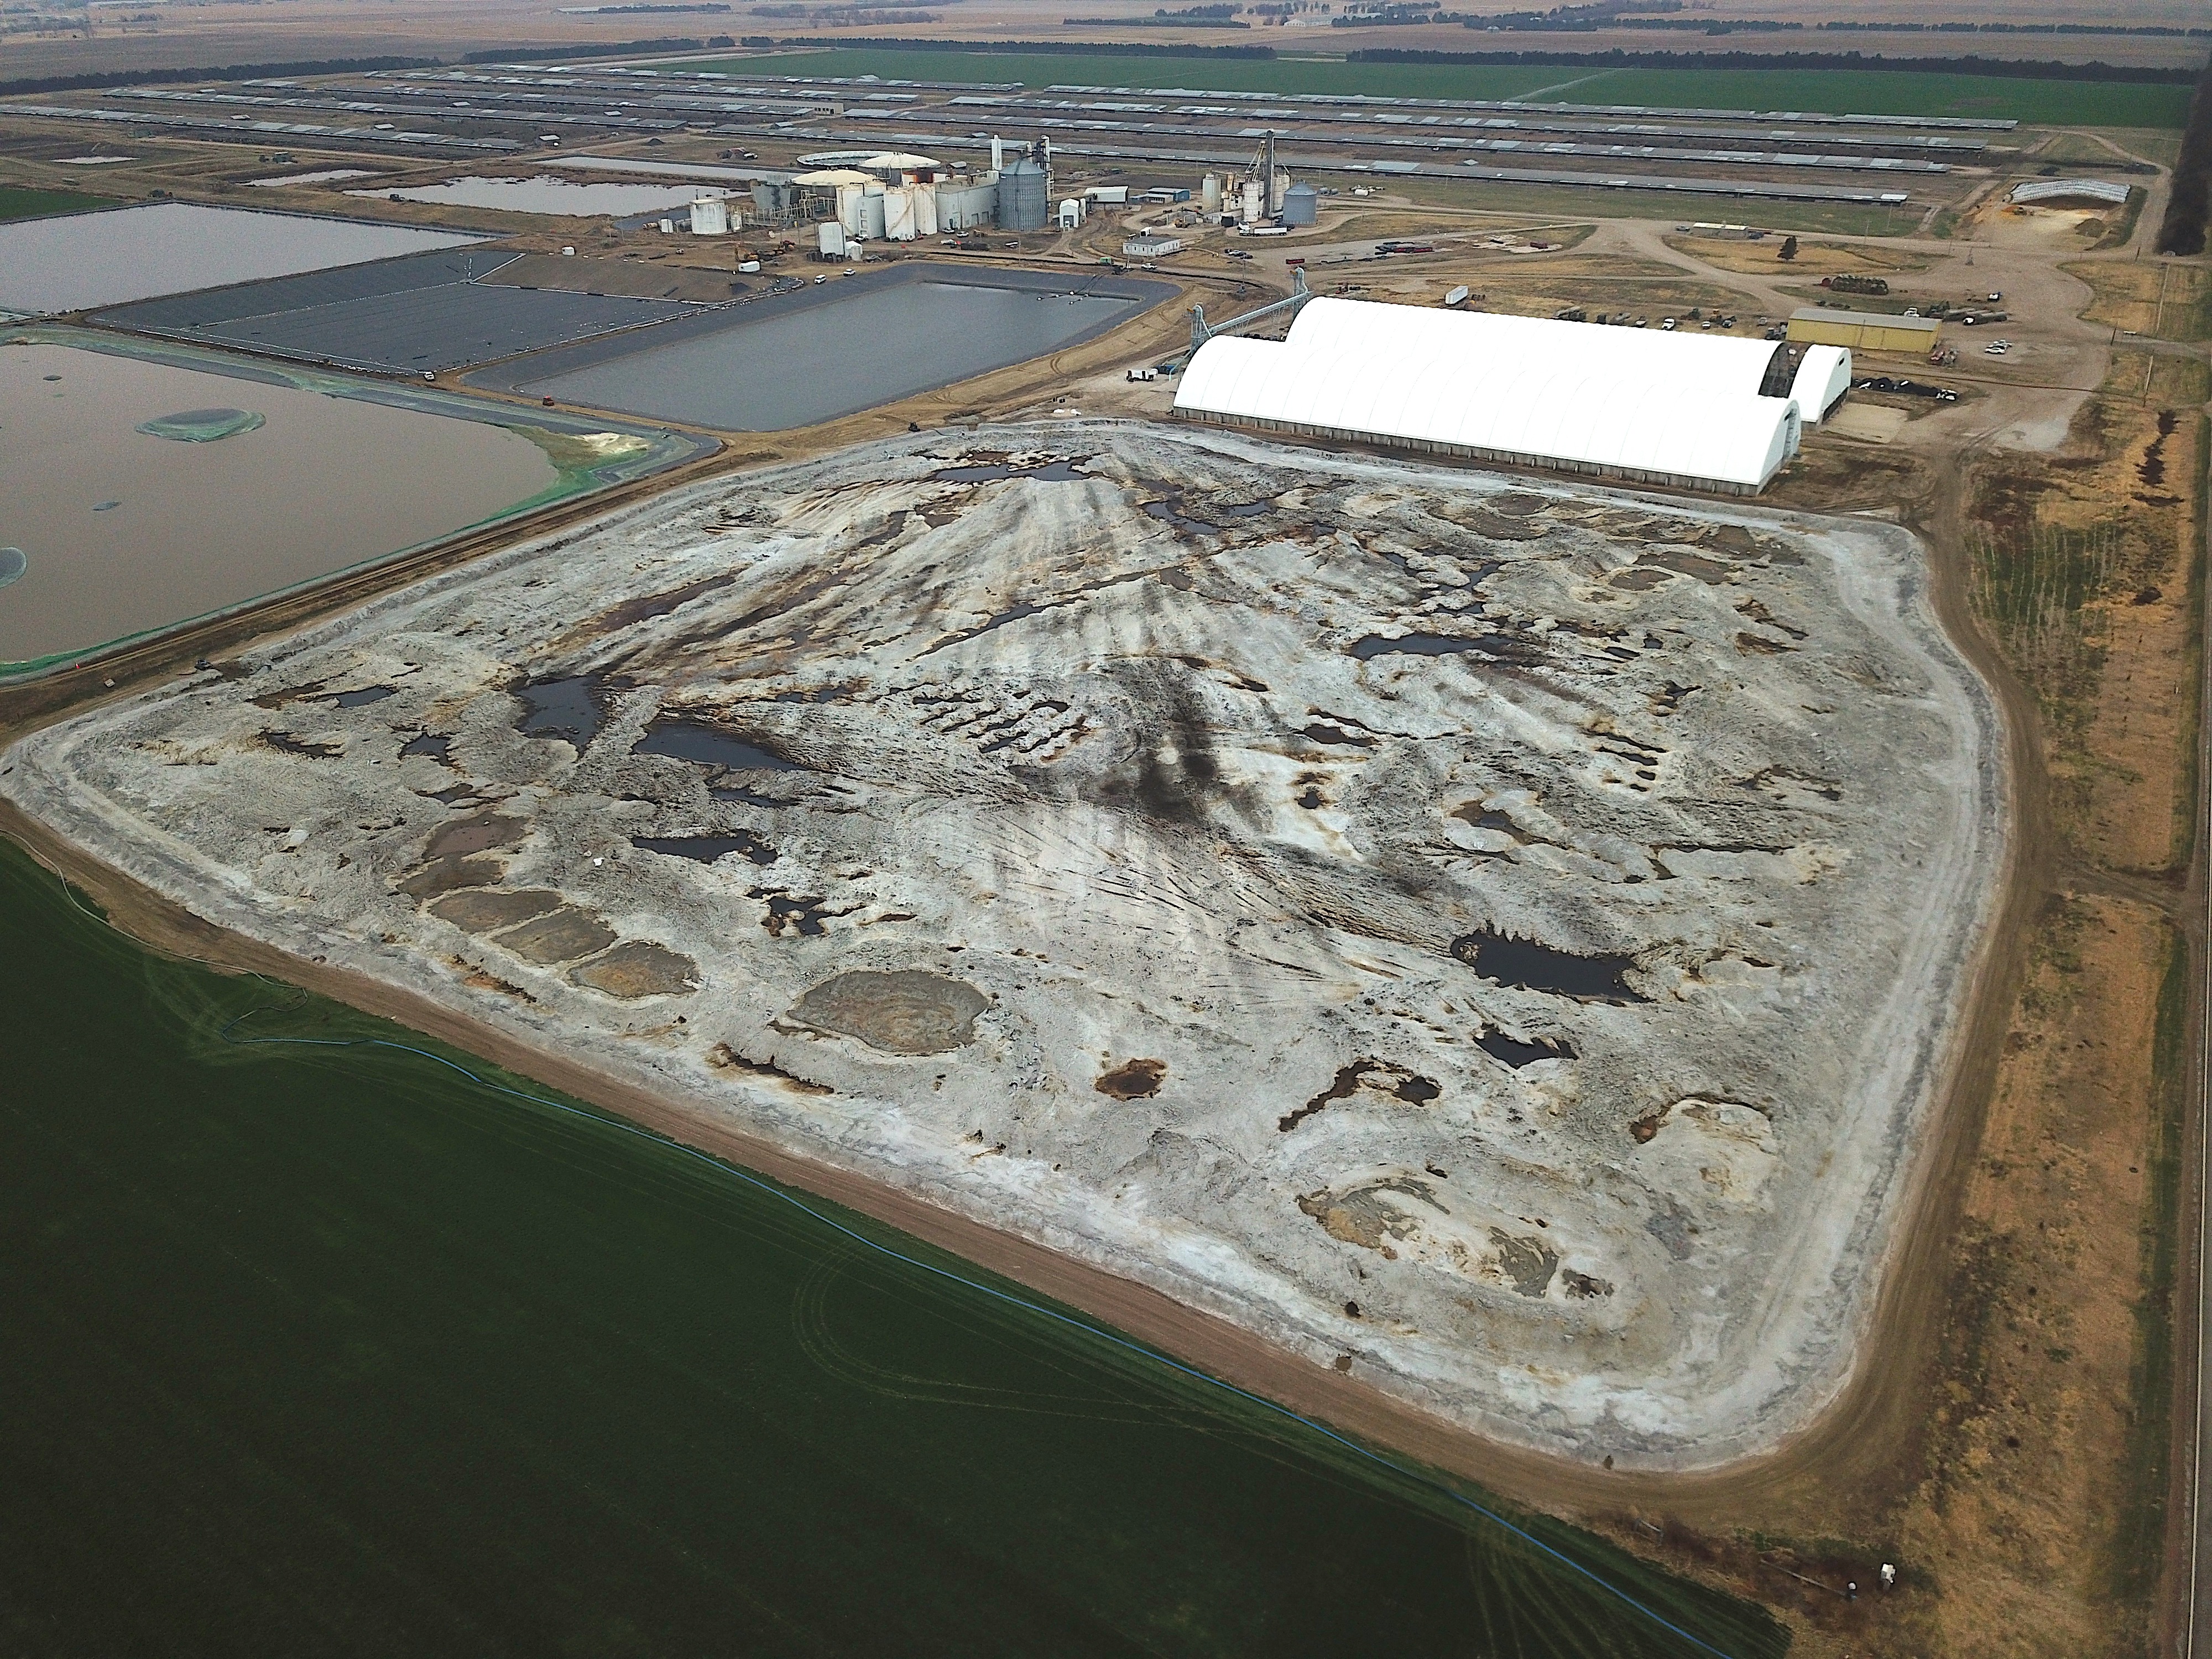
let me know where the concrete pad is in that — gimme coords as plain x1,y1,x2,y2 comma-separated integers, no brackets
1824,403,1910,444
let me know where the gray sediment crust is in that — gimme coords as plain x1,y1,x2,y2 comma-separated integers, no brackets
0,421,2007,1469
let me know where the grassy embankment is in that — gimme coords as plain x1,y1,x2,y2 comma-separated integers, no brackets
0,184,113,222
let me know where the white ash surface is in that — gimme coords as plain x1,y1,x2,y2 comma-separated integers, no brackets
1,422,2007,1468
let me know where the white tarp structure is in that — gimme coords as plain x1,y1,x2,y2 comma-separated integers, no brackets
1174,298,1848,495
2008,177,2131,207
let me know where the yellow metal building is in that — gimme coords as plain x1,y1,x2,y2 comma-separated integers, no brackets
1787,306,1942,353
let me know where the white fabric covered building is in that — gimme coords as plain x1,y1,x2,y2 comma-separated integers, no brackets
1173,298,1850,495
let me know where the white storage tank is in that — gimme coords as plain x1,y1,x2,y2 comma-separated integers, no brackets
884,185,916,241
1240,177,1263,223
858,190,887,241
689,195,728,236
817,220,846,258
836,180,865,236
1202,173,1222,214
915,180,938,238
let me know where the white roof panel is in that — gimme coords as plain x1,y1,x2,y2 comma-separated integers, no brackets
1176,299,1799,492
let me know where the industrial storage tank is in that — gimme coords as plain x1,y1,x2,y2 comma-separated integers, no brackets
1201,173,1222,215
997,156,1048,231
883,185,916,241
915,180,939,238
836,180,865,236
1240,177,1264,223
689,195,728,236
858,190,887,241
1280,181,1317,227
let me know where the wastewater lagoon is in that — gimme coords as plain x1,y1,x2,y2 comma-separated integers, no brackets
468,263,1175,431
353,174,727,217
0,332,707,674
95,247,706,376
0,836,1786,1659
0,202,481,316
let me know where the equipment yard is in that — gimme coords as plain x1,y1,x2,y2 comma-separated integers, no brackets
0,421,2005,1467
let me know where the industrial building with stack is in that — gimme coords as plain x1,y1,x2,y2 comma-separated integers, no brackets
708,132,1317,260
1174,299,1851,495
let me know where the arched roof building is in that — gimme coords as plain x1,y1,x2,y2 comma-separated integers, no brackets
1173,298,1848,496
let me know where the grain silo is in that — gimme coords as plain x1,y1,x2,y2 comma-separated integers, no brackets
997,154,1048,231
1281,181,1317,226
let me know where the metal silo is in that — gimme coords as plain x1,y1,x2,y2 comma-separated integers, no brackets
997,155,1048,231
1281,181,1317,226
1201,172,1222,215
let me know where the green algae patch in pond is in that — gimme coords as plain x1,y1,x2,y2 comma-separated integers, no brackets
134,405,264,442
0,838,1788,1659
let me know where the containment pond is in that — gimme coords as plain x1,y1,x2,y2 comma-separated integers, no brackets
0,837,1787,1659
0,202,481,317
354,174,729,217
96,246,706,375
468,263,1175,431
0,333,706,673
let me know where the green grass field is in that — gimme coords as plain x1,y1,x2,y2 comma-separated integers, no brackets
674,47,2195,126
0,184,114,223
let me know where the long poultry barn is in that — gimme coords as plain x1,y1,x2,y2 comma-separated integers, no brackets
1172,298,1850,495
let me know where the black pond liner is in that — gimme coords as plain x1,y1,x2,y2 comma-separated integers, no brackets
1453,929,1646,1004
634,717,805,773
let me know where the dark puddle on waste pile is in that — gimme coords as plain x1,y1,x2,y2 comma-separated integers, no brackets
1350,633,1530,662
634,718,806,773
633,832,778,867
710,781,804,807
1143,499,1217,535
517,674,612,749
1452,928,1646,1004
929,458,1089,484
401,732,453,763
1475,1030,1576,1068
261,730,342,758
